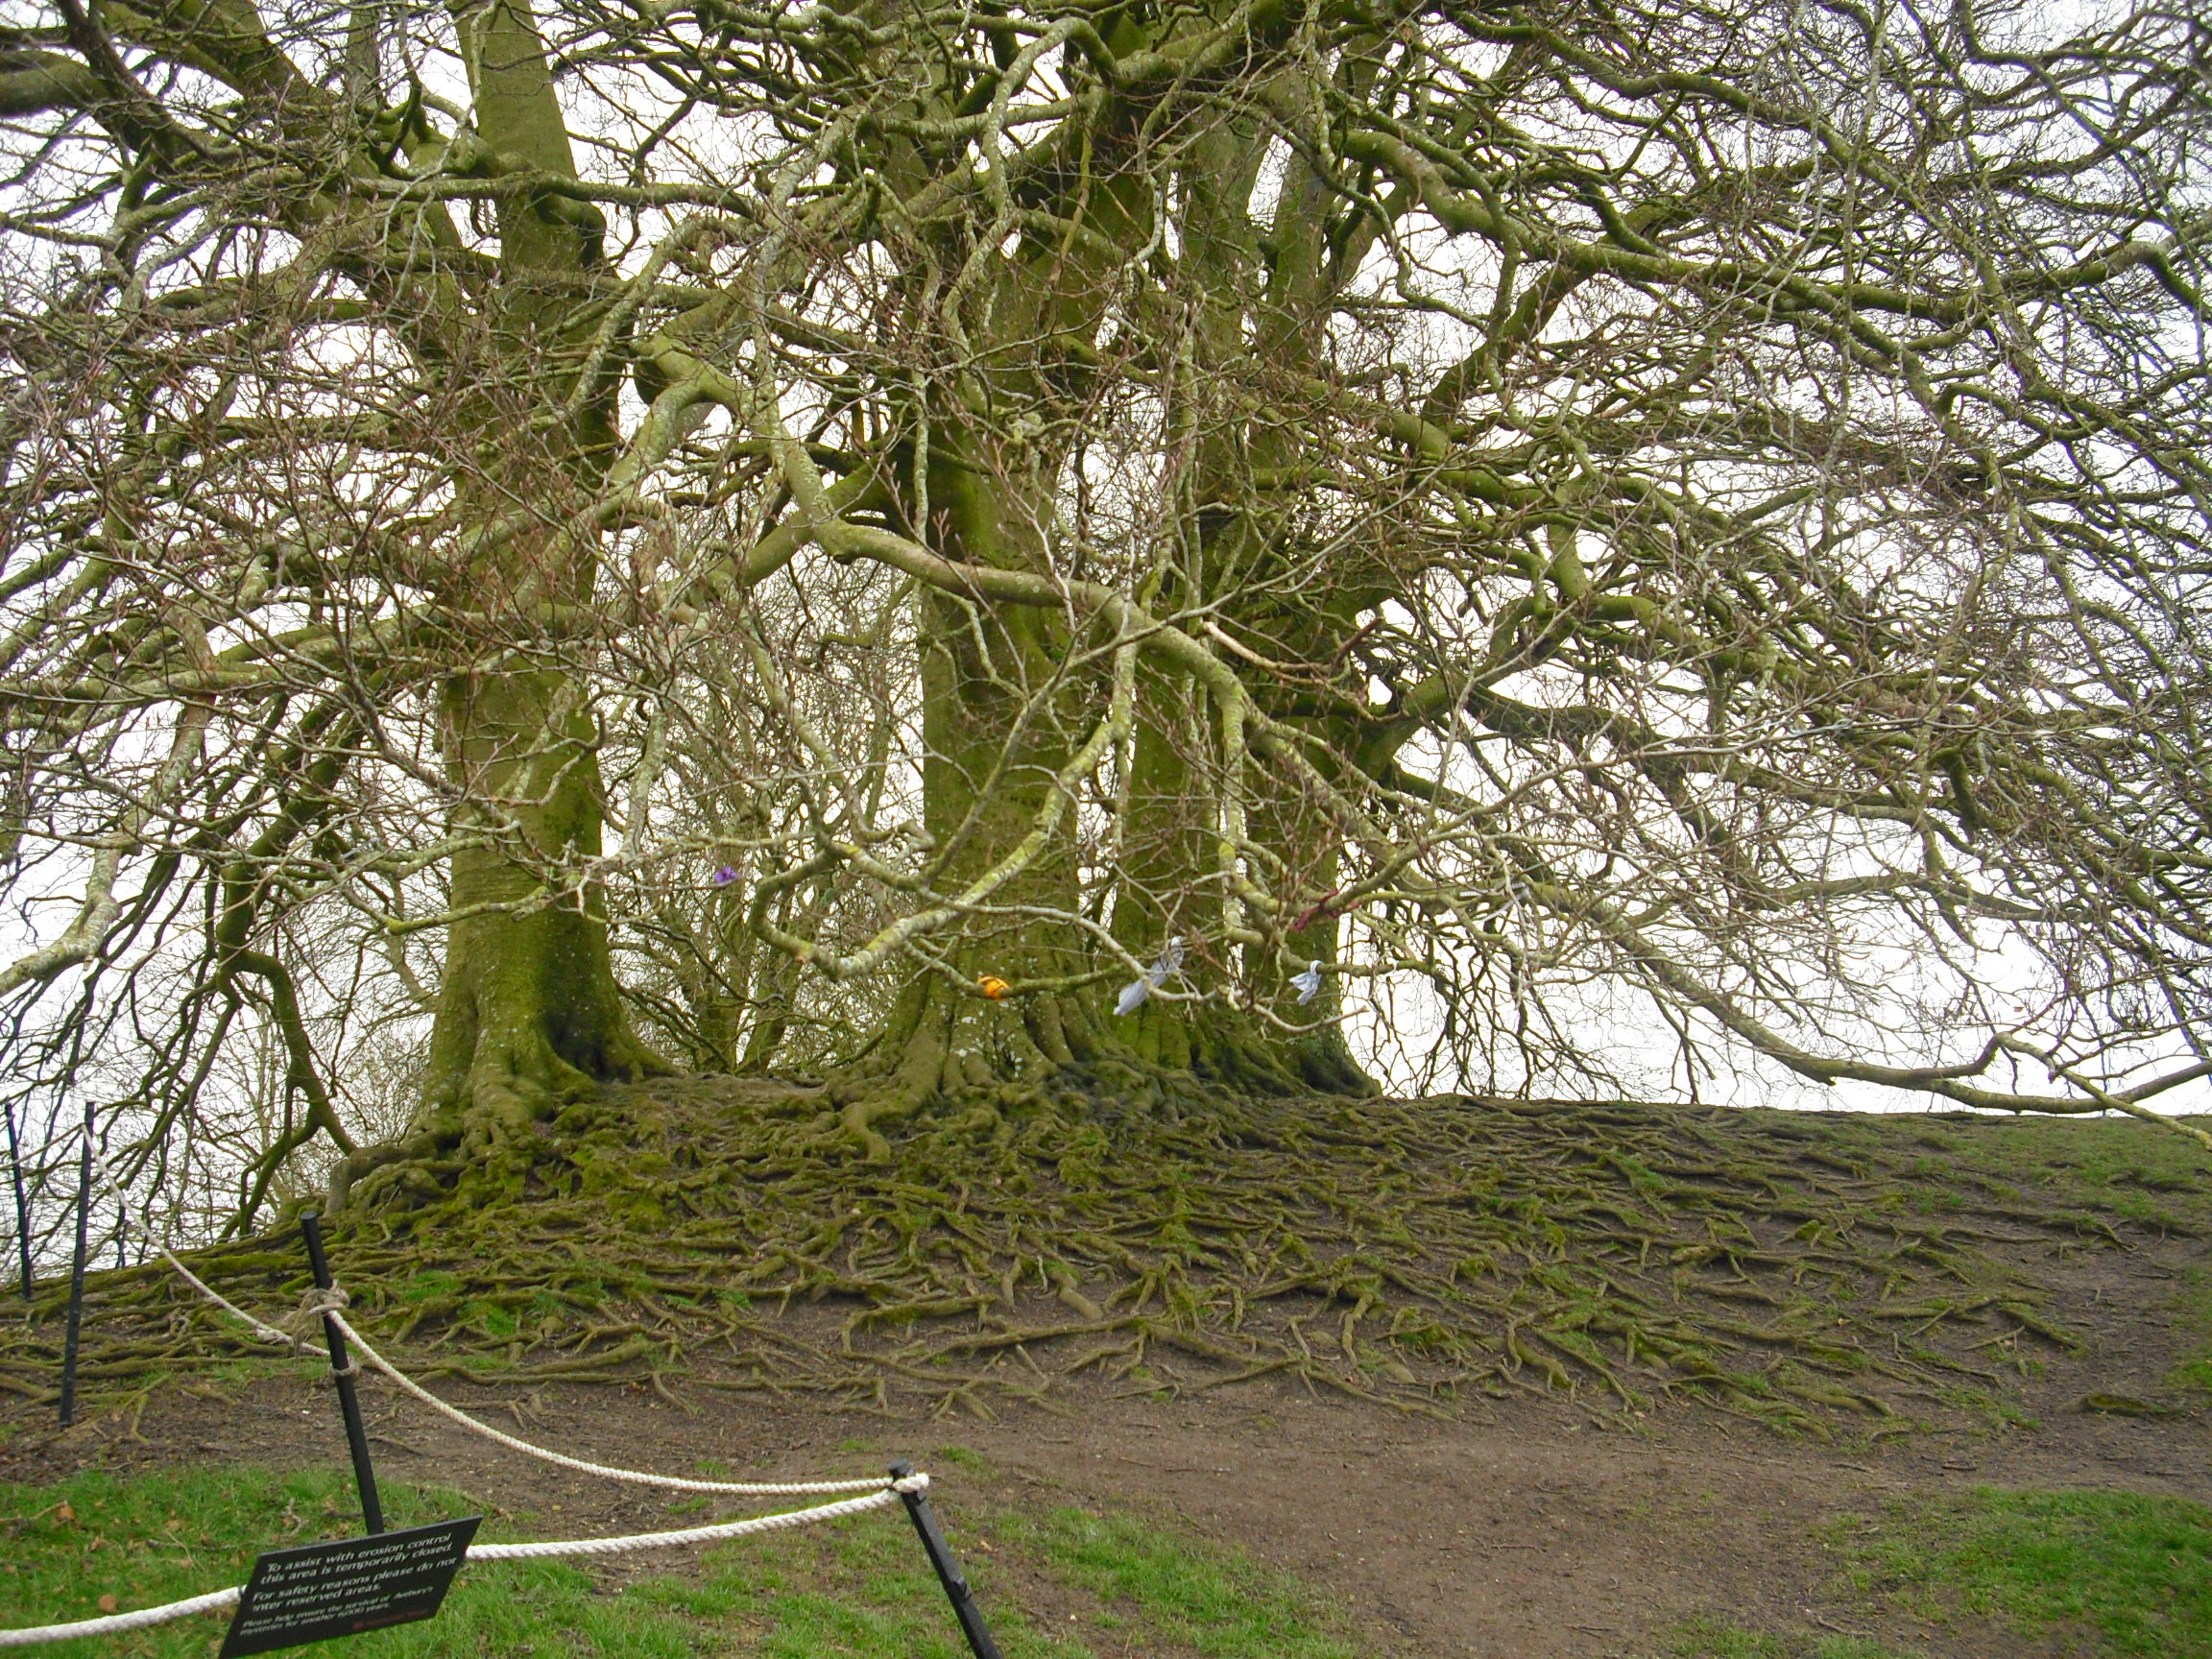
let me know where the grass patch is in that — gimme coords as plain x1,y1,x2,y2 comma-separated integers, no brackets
1661,1618,1916,1659
998,1505,1361,1658
2170,1265,2212,1395
1,1464,1367,1658
1837,1486,2212,1658
1822,1114,2212,1237
0,1466,709,1659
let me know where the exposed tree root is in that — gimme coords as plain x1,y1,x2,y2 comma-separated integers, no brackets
7,1080,2204,1432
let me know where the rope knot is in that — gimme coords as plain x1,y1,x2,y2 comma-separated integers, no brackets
891,1472,929,1495
298,1284,349,1316
283,1284,352,1352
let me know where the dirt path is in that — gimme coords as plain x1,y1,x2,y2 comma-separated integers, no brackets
5,1299,2205,1659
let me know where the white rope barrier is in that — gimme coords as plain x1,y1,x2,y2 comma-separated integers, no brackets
79,1136,891,1496
0,1587,244,1648
465,1476,925,1560
81,1138,315,1356
0,1479,929,1647
324,1310,894,1497
0,1135,955,1648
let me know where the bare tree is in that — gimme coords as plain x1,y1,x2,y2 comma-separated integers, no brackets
0,0,2206,1238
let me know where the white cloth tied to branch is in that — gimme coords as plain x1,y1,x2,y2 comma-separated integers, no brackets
1114,935,1185,1015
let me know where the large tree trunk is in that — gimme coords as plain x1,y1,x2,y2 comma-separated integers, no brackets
825,79,1384,1130
833,435,1368,1146
335,0,664,1206
420,667,661,1136
829,431,1115,1153
339,639,666,1212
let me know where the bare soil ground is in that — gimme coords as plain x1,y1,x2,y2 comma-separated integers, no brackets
4,1218,2204,1659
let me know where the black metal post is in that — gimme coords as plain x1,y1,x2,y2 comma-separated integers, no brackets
3,1095,30,1300
57,1115,91,1428
301,1211,383,1533
888,1460,1002,1659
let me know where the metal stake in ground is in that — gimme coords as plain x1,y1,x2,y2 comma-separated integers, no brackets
57,1109,92,1429
3,1094,30,1300
888,1459,1002,1659
300,1211,383,1533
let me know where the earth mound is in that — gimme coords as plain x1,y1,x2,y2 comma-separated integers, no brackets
10,1084,2206,1433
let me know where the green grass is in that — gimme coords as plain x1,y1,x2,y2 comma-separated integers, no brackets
0,1466,710,1659
0,1463,1366,1658
1837,1486,2212,1658
1660,1618,1917,1659
1801,1113,2212,1234
2170,1265,2212,1394
997,1507,1361,1658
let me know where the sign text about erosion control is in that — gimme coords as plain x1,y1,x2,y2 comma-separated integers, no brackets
218,1516,481,1658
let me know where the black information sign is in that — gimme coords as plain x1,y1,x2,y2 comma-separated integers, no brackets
218,1516,481,1658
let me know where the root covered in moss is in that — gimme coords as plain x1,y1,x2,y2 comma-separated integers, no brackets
7,1081,2204,1432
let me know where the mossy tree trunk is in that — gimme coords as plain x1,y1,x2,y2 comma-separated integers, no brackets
419,667,662,1142
830,425,1117,1151
338,0,662,1206
825,36,1396,1120
1092,93,1384,1099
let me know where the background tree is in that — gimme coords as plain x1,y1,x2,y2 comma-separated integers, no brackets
0,0,2207,1246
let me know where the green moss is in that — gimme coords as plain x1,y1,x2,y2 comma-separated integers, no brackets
1897,1116,2210,1234
36,1098,2209,1420
2172,1357,2212,1392
460,1298,519,1339
397,1270,462,1305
